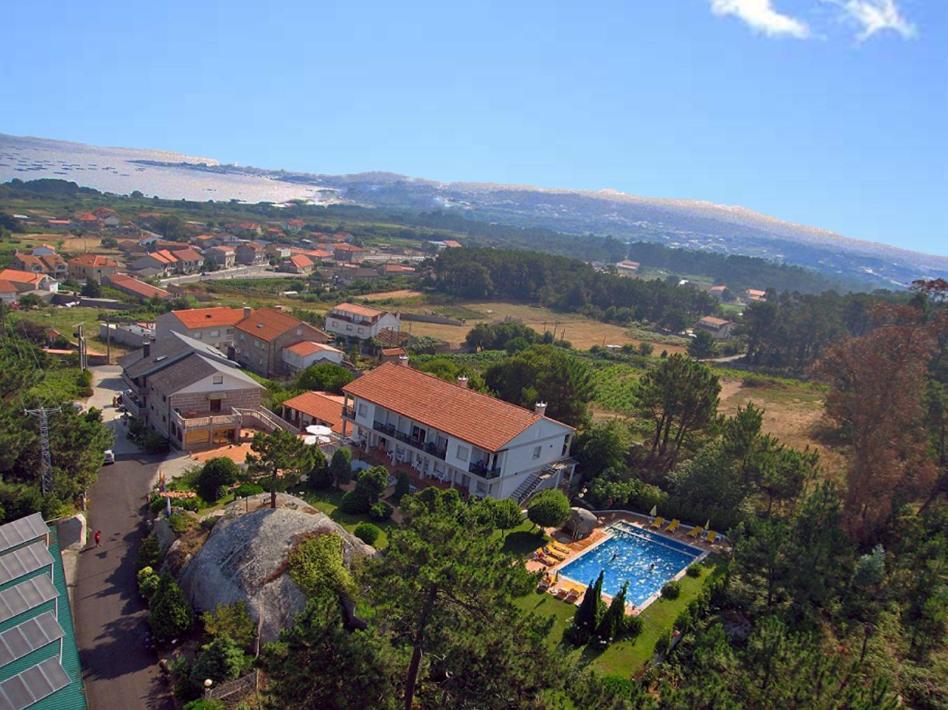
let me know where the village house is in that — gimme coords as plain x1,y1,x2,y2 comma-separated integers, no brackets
695,316,734,339
281,340,344,372
233,307,332,377
379,263,416,275
708,284,728,299
0,279,18,304
280,391,345,433
235,242,267,266
68,254,120,283
342,361,576,501
119,333,268,451
170,246,203,274
0,268,59,298
266,244,292,260
614,260,640,277
130,249,178,276
105,273,171,302
155,306,246,351
205,246,236,269
380,346,407,363
279,254,314,275
323,302,400,341
332,243,365,263
13,251,68,279
745,288,767,303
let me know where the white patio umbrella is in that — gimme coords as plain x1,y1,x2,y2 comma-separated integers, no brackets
704,519,710,530
305,424,333,437
649,505,657,517
302,435,319,446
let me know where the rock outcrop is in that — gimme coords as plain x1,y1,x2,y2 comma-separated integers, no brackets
178,493,375,642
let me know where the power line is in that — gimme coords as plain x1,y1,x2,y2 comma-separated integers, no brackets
23,407,60,495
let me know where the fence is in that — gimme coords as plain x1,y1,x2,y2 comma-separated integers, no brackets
208,670,258,703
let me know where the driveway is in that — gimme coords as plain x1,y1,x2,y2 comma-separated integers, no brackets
74,366,174,709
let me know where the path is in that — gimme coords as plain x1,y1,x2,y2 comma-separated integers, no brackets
73,366,174,709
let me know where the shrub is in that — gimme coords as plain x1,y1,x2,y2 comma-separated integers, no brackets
354,522,382,546
168,512,195,535
196,458,241,502
339,489,370,514
187,635,247,700
202,602,256,651
329,448,352,487
686,565,702,578
137,534,162,570
149,494,168,515
623,614,643,638
563,622,590,647
174,497,203,513
394,470,411,499
490,498,525,529
183,700,224,710
527,489,571,529
296,362,354,394
369,500,392,522
288,533,354,597
355,466,388,504
149,574,193,643
661,580,681,599
233,483,264,497
137,566,160,601
306,450,333,490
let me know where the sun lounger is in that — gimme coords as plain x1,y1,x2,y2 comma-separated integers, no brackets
650,516,665,529
664,519,680,534
555,587,570,600
543,546,567,561
549,540,571,554
705,530,718,544
564,589,581,603
686,526,703,539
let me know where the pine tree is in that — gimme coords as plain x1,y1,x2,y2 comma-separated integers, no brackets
595,582,628,644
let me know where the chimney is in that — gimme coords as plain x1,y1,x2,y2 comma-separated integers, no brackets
142,339,151,357
457,375,469,388
398,354,410,367
243,306,251,319
534,402,547,417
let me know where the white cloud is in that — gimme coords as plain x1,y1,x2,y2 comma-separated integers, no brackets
710,0,810,38
826,0,917,40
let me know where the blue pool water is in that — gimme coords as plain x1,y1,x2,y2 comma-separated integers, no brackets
558,524,701,607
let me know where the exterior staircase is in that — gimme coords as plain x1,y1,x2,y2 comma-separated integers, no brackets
513,472,545,505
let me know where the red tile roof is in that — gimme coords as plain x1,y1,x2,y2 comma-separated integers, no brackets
289,254,312,269
0,269,45,286
236,307,310,343
107,273,171,299
172,247,202,262
381,347,406,356
171,307,245,329
149,250,178,265
69,254,119,268
343,362,572,451
698,316,731,328
282,391,345,433
331,302,385,319
0,280,19,294
333,243,365,252
285,340,340,357
442,239,462,248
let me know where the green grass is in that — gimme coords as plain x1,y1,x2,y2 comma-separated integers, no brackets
514,556,726,677
591,363,642,412
28,365,85,402
293,486,396,549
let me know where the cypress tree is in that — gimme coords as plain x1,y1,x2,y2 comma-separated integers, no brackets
595,582,628,644
573,570,605,633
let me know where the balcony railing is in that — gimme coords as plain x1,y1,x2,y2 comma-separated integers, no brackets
468,460,502,479
342,406,355,419
172,410,241,430
120,391,142,417
372,420,447,460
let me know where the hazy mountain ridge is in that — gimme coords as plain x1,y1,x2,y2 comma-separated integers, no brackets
2,132,945,287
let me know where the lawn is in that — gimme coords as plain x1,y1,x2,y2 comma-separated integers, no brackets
514,556,726,677
28,364,86,403
292,486,397,549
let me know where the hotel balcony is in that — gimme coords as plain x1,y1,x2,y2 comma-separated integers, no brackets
468,459,502,479
371,420,448,460
171,409,242,432
120,390,143,418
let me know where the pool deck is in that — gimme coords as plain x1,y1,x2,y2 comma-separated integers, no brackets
527,511,726,614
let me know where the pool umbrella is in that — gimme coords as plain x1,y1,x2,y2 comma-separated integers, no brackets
704,519,710,530
306,424,333,437
649,505,657,517
302,435,318,445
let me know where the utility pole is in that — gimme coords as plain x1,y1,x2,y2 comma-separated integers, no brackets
24,407,60,495
75,324,87,371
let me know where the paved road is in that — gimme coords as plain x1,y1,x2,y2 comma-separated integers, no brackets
74,367,174,709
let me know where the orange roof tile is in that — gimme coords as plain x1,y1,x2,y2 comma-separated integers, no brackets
171,247,202,261
171,307,245,329
381,347,406,356
343,362,573,451
698,316,731,327
285,341,341,357
107,273,171,299
236,307,309,342
442,239,462,248
0,269,44,285
282,391,345,433
331,302,385,319
69,254,119,268
0,280,18,294
289,254,312,269
333,243,364,252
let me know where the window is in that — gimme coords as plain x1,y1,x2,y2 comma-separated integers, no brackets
193,332,202,339
357,403,367,417
456,445,469,462
532,445,542,459
212,375,224,385
210,330,219,337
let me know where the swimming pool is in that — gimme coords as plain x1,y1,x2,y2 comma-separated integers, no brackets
558,523,702,607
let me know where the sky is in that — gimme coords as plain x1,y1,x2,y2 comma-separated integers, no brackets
1,0,946,255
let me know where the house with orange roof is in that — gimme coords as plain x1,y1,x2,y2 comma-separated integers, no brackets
0,269,59,296
12,251,67,278
206,246,236,269
155,306,246,350
105,273,171,302
615,259,640,276
324,302,400,341
169,247,203,274
130,249,178,275
233,307,331,377
281,340,344,372
708,284,728,299
379,263,416,275
280,391,345,433
279,254,314,275
745,288,767,303
695,316,734,339
342,361,576,501
236,242,267,266
0,280,19,304
68,254,120,283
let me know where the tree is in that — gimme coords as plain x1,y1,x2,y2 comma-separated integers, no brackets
149,574,193,643
573,570,604,638
483,498,524,530
814,308,942,542
330,447,352,487
305,448,332,490
196,457,240,502
688,330,717,359
633,354,720,471
246,430,310,509
574,420,628,479
188,635,247,695
362,489,560,709
261,597,399,710
202,602,256,652
465,321,539,352
595,582,628,644
296,362,354,394
484,345,594,427
80,279,101,297
526,489,571,529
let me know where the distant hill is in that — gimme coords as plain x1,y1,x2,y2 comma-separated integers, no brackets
2,132,945,287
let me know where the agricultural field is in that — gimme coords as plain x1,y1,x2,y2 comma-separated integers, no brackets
9,306,119,356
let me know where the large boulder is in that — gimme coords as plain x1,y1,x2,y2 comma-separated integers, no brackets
178,493,375,642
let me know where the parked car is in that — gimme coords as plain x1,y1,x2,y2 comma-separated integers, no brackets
103,449,115,465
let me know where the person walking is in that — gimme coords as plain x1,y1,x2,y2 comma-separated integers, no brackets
94,530,101,547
